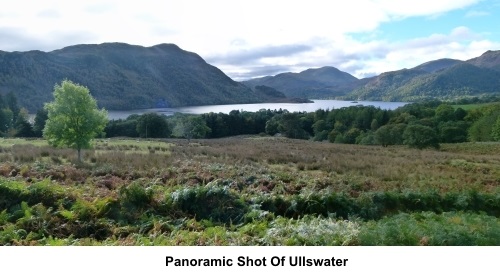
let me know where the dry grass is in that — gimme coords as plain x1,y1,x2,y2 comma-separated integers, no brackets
0,137,498,197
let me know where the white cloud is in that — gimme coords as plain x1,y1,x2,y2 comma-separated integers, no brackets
465,10,490,17
349,28,500,78
0,0,495,80
373,0,480,17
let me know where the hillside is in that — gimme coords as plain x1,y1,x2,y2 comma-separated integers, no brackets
346,68,429,101
0,43,281,112
2,44,499,110
466,50,500,72
242,50,500,102
345,51,500,101
412,58,463,73
242,66,361,99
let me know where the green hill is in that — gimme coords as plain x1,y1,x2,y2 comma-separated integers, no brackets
345,51,500,101
345,68,429,101
0,43,270,112
242,66,360,99
412,58,463,73
466,50,500,72
242,50,500,102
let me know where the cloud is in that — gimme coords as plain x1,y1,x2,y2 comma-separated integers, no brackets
225,25,500,81
465,10,490,17
0,27,49,51
0,0,496,81
225,65,296,80
402,26,476,49
84,2,117,14
0,27,98,52
37,9,61,18
371,0,481,19
349,28,500,78
207,44,313,65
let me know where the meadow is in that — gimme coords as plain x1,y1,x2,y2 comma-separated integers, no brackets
0,137,499,245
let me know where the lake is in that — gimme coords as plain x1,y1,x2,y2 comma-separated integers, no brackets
107,100,408,120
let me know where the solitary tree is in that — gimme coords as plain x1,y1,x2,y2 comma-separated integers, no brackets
43,80,108,162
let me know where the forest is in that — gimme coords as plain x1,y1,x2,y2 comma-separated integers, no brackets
16,99,500,149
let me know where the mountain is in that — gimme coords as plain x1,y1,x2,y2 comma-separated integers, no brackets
345,51,500,101
242,66,360,99
466,50,500,72
345,68,429,101
3,44,499,111
0,43,285,112
412,58,463,73
242,51,500,102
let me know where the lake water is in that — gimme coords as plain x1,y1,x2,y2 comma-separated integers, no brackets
107,100,408,120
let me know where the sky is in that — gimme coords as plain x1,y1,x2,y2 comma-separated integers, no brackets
1,0,500,80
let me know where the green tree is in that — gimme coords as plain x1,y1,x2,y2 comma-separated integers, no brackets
467,104,500,141
356,131,375,145
403,124,440,149
277,113,309,139
136,113,170,138
0,108,13,136
312,119,329,141
468,113,499,141
454,107,467,121
434,104,455,122
173,115,211,142
344,127,361,144
492,117,500,141
14,108,35,137
14,116,35,137
33,109,49,137
43,80,108,162
4,92,20,123
370,119,379,131
265,116,280,136
438,121,469,143
374,124,406,147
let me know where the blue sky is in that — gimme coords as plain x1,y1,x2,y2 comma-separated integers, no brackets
375,1,500,41
1,0,499,80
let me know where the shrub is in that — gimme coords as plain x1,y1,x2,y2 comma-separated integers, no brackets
169,183,247,223
359,212,500,245
263,215,360,245
119,182,154,209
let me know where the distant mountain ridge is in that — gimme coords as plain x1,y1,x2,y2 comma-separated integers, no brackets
466,50,500,71
2,43,500,112
347,51,500,101
411,58,463,73
242,66,360,99
0,43,291,112
242,50,500,102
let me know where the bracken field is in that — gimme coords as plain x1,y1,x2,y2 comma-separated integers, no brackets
0,136,499,245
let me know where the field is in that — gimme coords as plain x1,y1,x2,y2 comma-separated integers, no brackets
1,137,499,245
452,101,500,110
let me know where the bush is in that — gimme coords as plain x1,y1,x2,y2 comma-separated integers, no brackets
359,212,500,245
403,124,440,149
169,183,247,223
119,182,154,209
263,215,360,245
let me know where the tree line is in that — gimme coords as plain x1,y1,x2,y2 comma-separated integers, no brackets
14,98,500,149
